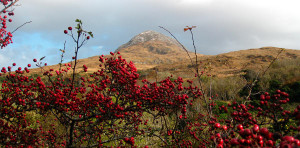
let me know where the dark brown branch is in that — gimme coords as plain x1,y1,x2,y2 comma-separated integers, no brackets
11,21,32,34
244,48,285,101
159,26,194,66
0,0,19,15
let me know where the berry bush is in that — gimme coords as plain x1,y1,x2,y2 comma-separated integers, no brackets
0,19,300,147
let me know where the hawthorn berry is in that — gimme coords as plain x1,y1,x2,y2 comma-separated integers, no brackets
237,124,243,130
260,128,269,136
252,124,259,133
230,138,239,145
222,125,228,131
214,123,221,128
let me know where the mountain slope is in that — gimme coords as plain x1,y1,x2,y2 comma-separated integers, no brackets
152,47,300,78
26,28,300,80
114,30,202,70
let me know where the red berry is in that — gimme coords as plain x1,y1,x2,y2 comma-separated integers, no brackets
87,36,90,40
295,139,300,146
215,123,221,128
64,30,68,34
282,136,295,143
230,138,239,145
12,63,16,66
222,125,228,131
216,133,221,138
260,128,269,136
68,27,72,30
252,124,259,133
244,129,252,136
33,59,37,62
216,144,223,148
266,140,274,146
237,124,243,130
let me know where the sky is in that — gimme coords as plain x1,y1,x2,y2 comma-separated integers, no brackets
1,0,300,69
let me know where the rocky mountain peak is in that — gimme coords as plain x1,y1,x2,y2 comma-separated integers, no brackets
115,30,181,52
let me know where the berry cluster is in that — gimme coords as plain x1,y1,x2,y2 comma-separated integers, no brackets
0,20,299,147
0,0,17,48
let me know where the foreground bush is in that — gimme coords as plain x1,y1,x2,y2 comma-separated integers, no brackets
0,21,299,148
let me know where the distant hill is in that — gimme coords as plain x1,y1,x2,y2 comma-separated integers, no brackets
27,30,300,80
152,47,300,78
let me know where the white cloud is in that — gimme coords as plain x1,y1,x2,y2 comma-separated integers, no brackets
0,0,299,67
0,53,11,66
97,46,104,50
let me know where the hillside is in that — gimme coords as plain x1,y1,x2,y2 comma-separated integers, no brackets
27,30,300,80
152,47,300,78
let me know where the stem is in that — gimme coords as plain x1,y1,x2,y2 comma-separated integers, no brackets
159,26,194,66
11,21,32,34
189,29,198,71
67,120,75,148
59,41,66,72
0,0,19,15
69,30,82,95
244,48,284,101
159,26,212,118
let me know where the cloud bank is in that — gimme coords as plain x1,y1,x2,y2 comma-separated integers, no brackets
1,0,300,68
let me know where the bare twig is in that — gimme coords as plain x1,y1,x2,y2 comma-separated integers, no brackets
159,26,212,118
59,41,67,72
158,26,194,66
244,48,285,101
11,21,32,34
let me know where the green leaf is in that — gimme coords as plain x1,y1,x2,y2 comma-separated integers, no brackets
76,24,81,29
88,31,94,38
75,19,81,23
40,56,46,61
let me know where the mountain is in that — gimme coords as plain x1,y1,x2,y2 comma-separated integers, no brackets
114,30,201,70
26,30,300,80
115,30,182,53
